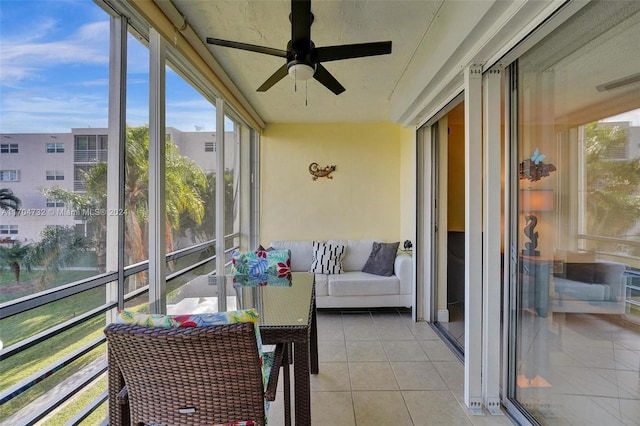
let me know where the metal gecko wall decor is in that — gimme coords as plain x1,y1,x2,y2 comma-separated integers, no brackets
308,163,336,180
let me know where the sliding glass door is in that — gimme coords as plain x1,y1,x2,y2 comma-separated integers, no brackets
507,2,640,423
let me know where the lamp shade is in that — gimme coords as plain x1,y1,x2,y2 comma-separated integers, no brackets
521,189,554,212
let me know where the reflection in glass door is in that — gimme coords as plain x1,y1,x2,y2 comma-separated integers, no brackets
507,2,640,423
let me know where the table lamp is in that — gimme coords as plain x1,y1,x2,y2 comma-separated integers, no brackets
520,189,554,256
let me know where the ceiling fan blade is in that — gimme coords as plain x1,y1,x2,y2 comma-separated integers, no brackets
257,64,289,92
206,37,287,58
291,0,312,50
314,41,392,62
314,64,345,95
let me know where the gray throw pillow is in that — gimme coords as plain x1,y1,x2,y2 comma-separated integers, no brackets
362,241,399,276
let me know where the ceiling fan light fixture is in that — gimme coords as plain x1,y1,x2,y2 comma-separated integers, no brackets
288,63,315,81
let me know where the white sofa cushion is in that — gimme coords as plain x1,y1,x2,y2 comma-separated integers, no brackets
315,274,329,297
553,277,608,301
270,240,314,272
328,272,400,297
327,239,375,271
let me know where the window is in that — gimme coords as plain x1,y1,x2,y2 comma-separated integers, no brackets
0,170,19,181
46,198,65,208
0,225,18,234
75,135,94,150
594,123,629,160
74,164,95,191
0,1,111,424
46,143,65,153
165,62,217,254
1,143,18,153
46,170,64,180
98,135,108,149
75,135,107,162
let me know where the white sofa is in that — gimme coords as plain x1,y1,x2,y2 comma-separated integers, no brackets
270,239,413,309
551,261,626,314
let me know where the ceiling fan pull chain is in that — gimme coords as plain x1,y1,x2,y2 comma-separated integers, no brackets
305,80,308,106
294,66,298,92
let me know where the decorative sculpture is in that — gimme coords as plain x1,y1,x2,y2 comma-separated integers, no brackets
519,148,556,182
309,163,336,180
522,214,540,256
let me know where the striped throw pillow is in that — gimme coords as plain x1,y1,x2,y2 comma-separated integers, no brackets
309,241,346,274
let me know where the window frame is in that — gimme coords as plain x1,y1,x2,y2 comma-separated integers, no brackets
0,224,19,234
1,143,19,153
45,170,65,181
0,170,20,181
46,143,65,153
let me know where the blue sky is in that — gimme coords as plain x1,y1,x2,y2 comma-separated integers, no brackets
2,0,637,132
0,0,222,133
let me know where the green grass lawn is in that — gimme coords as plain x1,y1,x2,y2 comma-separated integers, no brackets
0,268,109,423
44,376,107,426
0,265,154,424
0,269,98,303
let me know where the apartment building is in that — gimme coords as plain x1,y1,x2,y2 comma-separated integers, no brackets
0,128,235,242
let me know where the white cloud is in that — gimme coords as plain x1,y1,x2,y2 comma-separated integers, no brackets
0,20,109,85
0,94,107,132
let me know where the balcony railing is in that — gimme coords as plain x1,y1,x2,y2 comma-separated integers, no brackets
74,150,108,163
74,180,87,192
0,234,239,425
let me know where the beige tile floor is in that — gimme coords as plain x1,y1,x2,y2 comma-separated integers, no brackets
268,309,514,426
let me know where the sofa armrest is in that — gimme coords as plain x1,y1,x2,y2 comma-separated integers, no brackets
596,262,626,300
395,254,413,295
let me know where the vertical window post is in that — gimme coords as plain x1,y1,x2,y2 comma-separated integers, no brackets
216,98,226,276
482,66,502,415
106,15,128,315
148,28,167,314
464,63,483,414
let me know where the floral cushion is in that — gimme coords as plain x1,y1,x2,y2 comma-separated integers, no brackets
233,273,292,287
115,309,267,387
115,308,260,329
231,249,292,282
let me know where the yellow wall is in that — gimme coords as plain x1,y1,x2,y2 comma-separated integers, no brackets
400,126,416,245
447,102,465,231
260,123,402,244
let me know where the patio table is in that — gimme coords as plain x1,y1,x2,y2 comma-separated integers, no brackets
167,272,318,426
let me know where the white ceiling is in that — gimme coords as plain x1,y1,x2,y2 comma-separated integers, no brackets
169,1,640,126
171,0,443,123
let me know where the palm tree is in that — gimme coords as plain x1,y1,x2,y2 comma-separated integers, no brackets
122,126,208,266
23,226,89,290
177,170,236,245
0,188,21,211
0,243,30,283
164,133,208,249
43,125,209,273
43,183,106,271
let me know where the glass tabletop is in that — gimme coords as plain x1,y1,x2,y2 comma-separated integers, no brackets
166,272,314,328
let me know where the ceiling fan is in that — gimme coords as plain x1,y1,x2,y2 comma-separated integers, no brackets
206,0,392,95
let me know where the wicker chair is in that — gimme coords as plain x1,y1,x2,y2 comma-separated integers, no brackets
104,322,286,426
